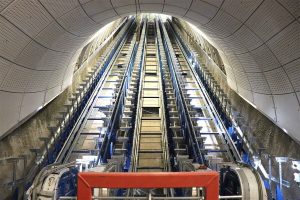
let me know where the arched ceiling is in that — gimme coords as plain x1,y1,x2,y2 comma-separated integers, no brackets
0,0,299,141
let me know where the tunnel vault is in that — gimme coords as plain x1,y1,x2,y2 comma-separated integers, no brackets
0,0,299,141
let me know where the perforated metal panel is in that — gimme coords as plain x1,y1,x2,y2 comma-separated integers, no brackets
205,10,242,37
250,44,281,71
266,21,300,65
165,0,191,9
47,69,66,88
20,91,45,119
265,68,294,94
184,10,210,24
274,94,300,140
253,93,276,120
284,58,300,92
0,0,14,11
93,10,118,23
26,71,51,92
115,5,136,15
39,0,79,18
245,0,294,41
190,1,218,19
45,86,61,103
277,0,300,18
58,7,97,36
238,87,254,103
81,0,112,16
222,0,263,22
0,91,23,134
0,65,32,92
139,3,163,12
0,16,31,60
111,0,135,7
2,0,53,37
233,25,263,51
247,73,271,94
0,58,11,84
15,41,48,70
239,53,261,73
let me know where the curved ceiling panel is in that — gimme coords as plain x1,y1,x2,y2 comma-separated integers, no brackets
0,0,299,141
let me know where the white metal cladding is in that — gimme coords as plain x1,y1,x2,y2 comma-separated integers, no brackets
0,0,299,142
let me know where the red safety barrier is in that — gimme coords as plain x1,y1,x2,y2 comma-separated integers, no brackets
77,172,219,200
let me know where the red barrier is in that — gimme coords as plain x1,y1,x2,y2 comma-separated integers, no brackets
77,172,219,200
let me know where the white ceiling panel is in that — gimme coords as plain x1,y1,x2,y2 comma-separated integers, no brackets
39,0,79,18
184,11,210,24
190,1,218,19
58,7,97,36
265,67,294,94
139,0,163,4
204,10,242,37
139,3,163,12
219,36,248,53
202,0,223,7
250,44,281,71
97,15,119,26
45,85,62,103
274,93,300,140
165,0,192,9
111,0,135,8
0,65,32,92
234,69,251,90
20,91,45,119
238,53,261,73
15,41,48,70
276,0,300,18
226,70,238,91
51,33,86,51
233,25,263,51
26,71,51,92
0,16,31,61
92,9,118,23
0,0,14,12
253,92,276,121
0,91,23,137
36,51,72,71
222,0,263,22
0,58,11,84
284,58,300,92
1,0,53,38
245,0,294,41
247,72,271,94
163,5,187,17
115,5,136,15
34,22,67,50
225,53,245,72
47,69,66,88
238,87,254,103
266,21,300,65
81,0,113,16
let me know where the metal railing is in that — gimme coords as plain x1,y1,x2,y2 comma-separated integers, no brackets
158,19,206,165
129,19,147,172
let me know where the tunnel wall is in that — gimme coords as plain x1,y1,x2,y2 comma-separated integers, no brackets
0,20,122,199
173,20,300,199
0,1,299,144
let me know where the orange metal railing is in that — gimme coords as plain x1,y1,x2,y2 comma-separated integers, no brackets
77,172,219,200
